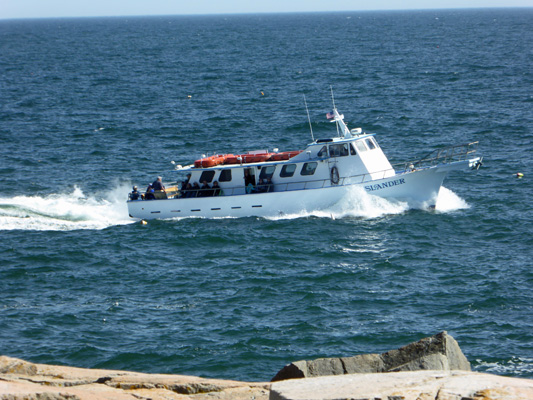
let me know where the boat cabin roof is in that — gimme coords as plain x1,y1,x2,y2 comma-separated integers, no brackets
179,132,378,172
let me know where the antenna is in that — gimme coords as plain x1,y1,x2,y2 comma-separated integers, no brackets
303,95,314,141
329,86,341,137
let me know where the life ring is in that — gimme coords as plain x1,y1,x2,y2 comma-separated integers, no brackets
330,166,340,185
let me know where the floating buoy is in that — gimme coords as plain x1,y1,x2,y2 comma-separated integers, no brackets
516,173,524,178
261,91,264,96
140,220,148,225
187,95,192,99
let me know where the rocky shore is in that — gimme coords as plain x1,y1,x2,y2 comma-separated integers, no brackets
0,355,269,400
1,332,531,400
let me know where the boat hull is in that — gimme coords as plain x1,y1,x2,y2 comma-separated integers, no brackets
127,161,470,220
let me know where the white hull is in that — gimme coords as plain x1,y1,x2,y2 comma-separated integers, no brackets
127,161,470,220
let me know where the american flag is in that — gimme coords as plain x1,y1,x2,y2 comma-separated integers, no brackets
326,111,334,120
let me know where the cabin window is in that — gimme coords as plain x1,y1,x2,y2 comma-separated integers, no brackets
259,165,276,180
329,144,349,157
317,145,328,157
355,141,367,152
366,138,376,150
199,171,215,182
280,164,296,178
350,143,357,155
219,169,232,182
372,138,380,148
301,162,318,176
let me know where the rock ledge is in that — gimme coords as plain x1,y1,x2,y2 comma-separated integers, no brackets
270,370,533,400
272,331,470,381
0,355,270,400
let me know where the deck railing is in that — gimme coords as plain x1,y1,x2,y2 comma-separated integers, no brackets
391,141,479,172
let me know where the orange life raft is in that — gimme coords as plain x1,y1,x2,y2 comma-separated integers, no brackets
194,155,228,168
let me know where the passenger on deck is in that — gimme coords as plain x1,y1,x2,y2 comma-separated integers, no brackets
130,185,140,200
181,173,191,191
183,183,193,198
191,182,200,197
244,169,256,194
152,176,165,192
244,170,253,186
265,177,273,192
256,178,267,193
212,181,222,196
145,184,155,200
200,181,212,197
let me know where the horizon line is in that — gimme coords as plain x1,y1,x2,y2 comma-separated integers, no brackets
1,6,531,22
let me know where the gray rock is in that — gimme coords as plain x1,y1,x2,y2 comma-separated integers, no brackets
271,331,470,381
341,353,384,374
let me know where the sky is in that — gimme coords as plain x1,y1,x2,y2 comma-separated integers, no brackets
1,0,532,20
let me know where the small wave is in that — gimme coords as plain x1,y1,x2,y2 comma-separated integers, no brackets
0,185,133,231
475,356,533,377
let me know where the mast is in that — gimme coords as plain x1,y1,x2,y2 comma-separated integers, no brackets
329,87,351,138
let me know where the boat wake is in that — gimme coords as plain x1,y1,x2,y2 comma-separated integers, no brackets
0,185,133,231
1,183,469,230
268,186,468,221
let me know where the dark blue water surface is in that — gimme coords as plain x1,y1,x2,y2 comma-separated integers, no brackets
0,9,532,381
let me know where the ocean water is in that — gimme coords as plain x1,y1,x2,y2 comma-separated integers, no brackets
0,9,532,382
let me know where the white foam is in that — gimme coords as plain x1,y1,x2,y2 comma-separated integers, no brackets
0,184,133,231
435,186,470,212
323,185,410,219
269,186,468,221
268,186,409,221
475,357,533,376
7,183,467,228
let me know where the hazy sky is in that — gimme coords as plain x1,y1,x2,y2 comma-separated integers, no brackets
1,0,532,19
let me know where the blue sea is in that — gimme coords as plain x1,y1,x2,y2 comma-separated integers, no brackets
0,9,532,382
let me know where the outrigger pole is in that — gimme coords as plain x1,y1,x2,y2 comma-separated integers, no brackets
303,95,314,142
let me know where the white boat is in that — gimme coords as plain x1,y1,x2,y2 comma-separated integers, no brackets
127,107,482,220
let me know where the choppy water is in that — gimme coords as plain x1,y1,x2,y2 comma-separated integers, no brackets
0,9,532,381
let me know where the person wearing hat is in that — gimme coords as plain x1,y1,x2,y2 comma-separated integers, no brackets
129,185,140,200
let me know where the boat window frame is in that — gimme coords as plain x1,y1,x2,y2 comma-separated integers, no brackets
355,140,367,152
218,169,232,182
317,145,328,157
365,138,376,150
199,170,216,183
300,162,318,176
329,143,349,157
350,143,357,155
280,164,297,178
259,165,276,180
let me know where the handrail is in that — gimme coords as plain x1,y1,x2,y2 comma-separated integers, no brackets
391,141,479,172
132,142,478,201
